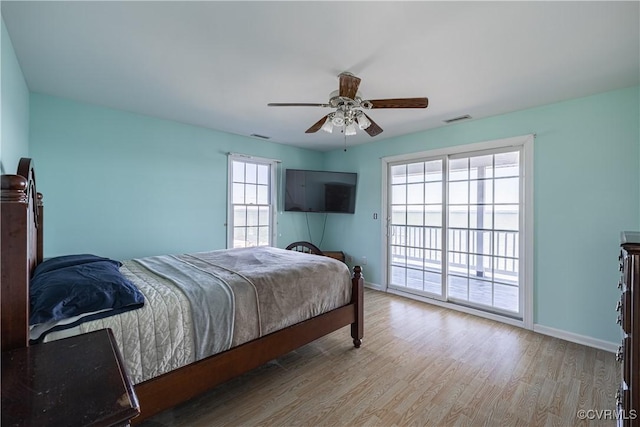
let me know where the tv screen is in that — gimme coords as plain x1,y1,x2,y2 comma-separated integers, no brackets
284,169,357,214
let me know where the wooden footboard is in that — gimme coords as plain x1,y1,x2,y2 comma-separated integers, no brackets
0,158,364,424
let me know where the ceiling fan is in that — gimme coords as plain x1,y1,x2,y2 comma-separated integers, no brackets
268,72,429,137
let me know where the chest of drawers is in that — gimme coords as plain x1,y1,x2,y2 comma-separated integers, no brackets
617,231,640,426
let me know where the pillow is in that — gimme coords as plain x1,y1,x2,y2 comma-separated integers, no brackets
33,254,121,277
29,260,144,326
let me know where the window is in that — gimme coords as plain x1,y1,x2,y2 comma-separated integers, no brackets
383,135,533,325
227,154,278,248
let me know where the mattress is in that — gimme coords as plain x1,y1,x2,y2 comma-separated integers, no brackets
44,246,352,384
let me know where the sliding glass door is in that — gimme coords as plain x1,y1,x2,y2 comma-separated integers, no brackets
389,158,445,298
446,150,520,315
387,144,526,320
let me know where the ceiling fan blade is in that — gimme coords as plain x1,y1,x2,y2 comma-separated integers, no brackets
268,103,330,107
368,97,429,109
363,113,383,137
339,73,361,99
305,115,330,133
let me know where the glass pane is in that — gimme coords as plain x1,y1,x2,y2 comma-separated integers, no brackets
448,229,468,253
407,206,424,226
449,181,469,204
425,248,442,269
470,230,492,256
405,227,423,250
246,184,257,204
258,226,270,246
391,164,407,184
468,253,488,278
469,180,493,204
469,279,493,306
390,227,407,247
495,152,520,177
449,206,468,228
448,275,468,300
391,245,407,266
257,185,269,204
470,205,493,230
234,206,246,226
233,183,245,204
406,247,424,266
425,207,442,227
407,163,424,182
449,158,468,181
424,271,442,294
494,231,519,259
233,228,246,248
470,155,493,179
424,228,441,250
407,162,424,183
425,182,442,204
257,165,269,185
494,283,519,312
494,178,519,204
448,251,468,276
392,184,406,205
258,206,270,226
391,266,407,286
245,163,257,184
494,257,519,284
407,183,424,204
407,268,424,290
233,161,245,183
392,207,407,225
246,227,258,247
425,160,443,182
247,206,259,226
495,205,519,231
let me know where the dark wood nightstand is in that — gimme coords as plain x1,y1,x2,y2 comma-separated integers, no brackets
2,328,139,427
324,250,346,263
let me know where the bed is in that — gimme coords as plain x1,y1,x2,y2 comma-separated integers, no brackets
0,158,364,424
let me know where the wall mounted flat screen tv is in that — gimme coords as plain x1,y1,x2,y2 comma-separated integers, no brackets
284,169,357,214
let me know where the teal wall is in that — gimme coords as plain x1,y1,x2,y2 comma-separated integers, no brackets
29,93,325,260
322,86,640,343
0,18,29,173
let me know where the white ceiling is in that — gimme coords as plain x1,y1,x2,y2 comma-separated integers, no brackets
2,1,639,152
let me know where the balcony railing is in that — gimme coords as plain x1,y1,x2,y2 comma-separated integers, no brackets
390,225,518,283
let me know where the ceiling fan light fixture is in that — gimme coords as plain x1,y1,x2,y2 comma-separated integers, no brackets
345,123,357,136
356,112,371,130
321,116,334,133
332,110,345,126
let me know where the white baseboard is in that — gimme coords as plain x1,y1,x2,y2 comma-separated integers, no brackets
363,281,383,291
364,284,619,353
533,324,618,353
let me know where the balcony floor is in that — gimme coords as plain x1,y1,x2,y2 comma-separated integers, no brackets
390,266,519,313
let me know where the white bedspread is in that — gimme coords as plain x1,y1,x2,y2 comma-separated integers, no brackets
44,247,352,385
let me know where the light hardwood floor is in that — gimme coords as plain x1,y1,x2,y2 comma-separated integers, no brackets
139,289,619,427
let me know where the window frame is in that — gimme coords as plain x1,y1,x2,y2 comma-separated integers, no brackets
381,134,534,329
227,153,279,249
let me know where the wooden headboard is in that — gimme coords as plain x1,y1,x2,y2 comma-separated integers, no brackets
1,158,43,351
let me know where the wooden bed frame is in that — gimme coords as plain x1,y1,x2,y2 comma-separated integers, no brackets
0,158,364,423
